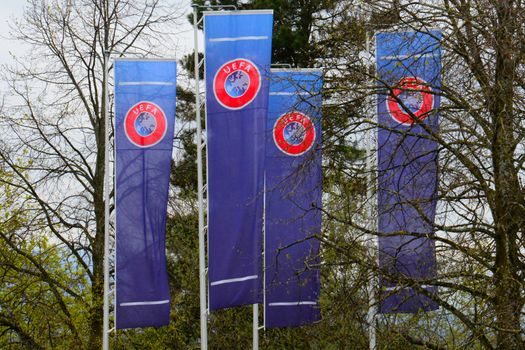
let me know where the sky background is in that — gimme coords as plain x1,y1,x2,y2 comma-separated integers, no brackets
0,0,26,67
0,1,196,69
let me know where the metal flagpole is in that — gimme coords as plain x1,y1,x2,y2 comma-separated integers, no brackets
260,171,268,348
365,33,378,350
193,5,208,350
112,52,118,350
102,49,111,350
253,304,259,349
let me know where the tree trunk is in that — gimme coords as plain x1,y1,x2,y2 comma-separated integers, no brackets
88,5,111,347
88,76,108,349
491,1,524,348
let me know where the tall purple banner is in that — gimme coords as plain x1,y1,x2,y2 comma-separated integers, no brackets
264,70,322,328
376,30,441,313
205,10,273,310
115,59,176,329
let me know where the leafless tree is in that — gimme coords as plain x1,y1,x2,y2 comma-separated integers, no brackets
316,0,525,349
0,1,184,348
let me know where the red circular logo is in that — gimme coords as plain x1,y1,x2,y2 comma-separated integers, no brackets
213,58,261,110
387,77,433,125
273,111,316,156
124,101,167,148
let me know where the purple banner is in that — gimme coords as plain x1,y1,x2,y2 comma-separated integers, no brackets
376,30,441,313
205,10,273,310
264,70,322,328
115,59,176,329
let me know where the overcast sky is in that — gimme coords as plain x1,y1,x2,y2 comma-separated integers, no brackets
0,1,196,68
0,0,26,66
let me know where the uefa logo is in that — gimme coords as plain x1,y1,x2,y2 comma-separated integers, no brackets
273,111,316,156
124,101,167,148
387,77,433,125
213,58,261,110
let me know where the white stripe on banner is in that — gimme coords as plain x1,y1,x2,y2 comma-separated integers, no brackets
384,285,434,292
269,92,311,96
379,53,438,60
118,82,175,86
209,36,269,42
210,275,258,286
268,301,318,306
120,300,170,307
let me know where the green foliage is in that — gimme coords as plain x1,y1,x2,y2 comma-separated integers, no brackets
171,129,199,199
180,53,205,80
0,236,89,349
0,165,89,349
249,0,334,67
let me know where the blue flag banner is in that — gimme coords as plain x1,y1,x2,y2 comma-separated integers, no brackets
204,10,273,310
264,69,323,328
376,30,441,313
115,59,176,329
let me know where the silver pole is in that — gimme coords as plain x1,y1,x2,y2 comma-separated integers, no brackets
262,172,267,331
253,304,259,349
193,5,208,350
254,175,266,349
365,34,378,350
102,49,111,350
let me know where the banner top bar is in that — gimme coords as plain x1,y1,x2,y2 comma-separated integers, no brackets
202,9,273,16
113,57,178,62
374,27,442,36
270,68,323,73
